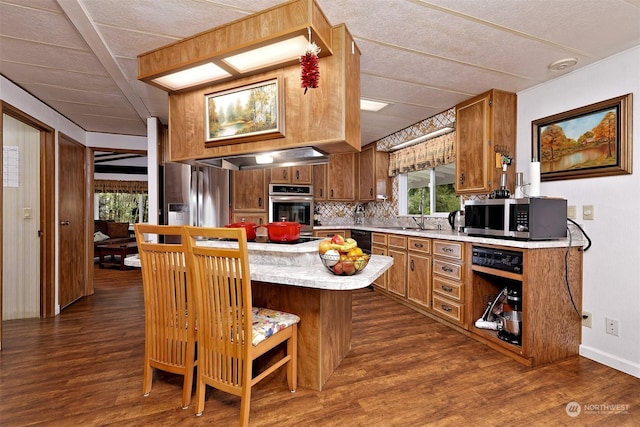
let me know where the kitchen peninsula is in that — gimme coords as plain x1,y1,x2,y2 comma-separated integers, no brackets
127,238,393,391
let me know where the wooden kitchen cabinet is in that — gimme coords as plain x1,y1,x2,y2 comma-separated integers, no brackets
431,240,466,326
371,232,388,290
231,169,267,212
406,237,431,309
358,142,391,202
468,244,583,367
270,166,312,184
387,235,407,298
327,152,356,201
455,89,517,195
313,164,327,201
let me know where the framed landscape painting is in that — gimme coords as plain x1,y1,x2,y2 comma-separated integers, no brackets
532,94,632,181
205,76,284,146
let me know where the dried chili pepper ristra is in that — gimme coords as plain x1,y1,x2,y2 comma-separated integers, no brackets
300,43,320,94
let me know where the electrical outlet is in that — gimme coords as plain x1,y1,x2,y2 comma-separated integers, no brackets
583,205,594,220
567,205,576,219
582,312,592,328
606,317,619,336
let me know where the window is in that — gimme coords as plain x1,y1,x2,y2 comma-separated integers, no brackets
97,192,148,223
399,163,459,216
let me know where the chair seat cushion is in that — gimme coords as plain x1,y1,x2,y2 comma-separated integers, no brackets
251,307,300,346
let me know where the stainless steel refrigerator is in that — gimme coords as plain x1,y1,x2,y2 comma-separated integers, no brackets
161,162,230,229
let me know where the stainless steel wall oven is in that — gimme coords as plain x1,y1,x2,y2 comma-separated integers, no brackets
268,184,314,235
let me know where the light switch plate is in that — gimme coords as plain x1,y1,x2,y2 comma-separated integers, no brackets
567,205,576,219
583,205,594,220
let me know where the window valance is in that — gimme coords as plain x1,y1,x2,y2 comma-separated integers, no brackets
388,131,456,176
94,180,148,194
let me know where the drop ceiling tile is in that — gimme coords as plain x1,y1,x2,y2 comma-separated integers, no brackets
81,0,252,39
357,39,534,96
1,37,107,75
0,61,120,94
427,0,640,57
0,2,88,50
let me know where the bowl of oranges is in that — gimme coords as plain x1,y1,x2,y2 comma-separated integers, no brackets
318,235,370,276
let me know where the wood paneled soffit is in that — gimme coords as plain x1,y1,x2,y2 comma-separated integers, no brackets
137,0,333,92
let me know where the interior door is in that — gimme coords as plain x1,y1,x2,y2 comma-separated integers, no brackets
58,134,86,309
2,114,41,320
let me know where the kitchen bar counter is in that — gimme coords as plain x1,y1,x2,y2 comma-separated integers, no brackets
128,237,393,391
314,225,585,249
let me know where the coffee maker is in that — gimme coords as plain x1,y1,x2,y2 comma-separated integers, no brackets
497,285,522,345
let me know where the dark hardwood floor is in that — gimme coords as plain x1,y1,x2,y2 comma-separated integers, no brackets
1,265,638,426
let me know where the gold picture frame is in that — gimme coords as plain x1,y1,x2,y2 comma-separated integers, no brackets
532,93,632,181
205,76,284,146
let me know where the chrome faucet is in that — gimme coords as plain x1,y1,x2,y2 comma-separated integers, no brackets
413,188,426,230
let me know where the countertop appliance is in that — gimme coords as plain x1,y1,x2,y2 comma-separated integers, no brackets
448,210,465,232
268,184,314,236
465,197,567,240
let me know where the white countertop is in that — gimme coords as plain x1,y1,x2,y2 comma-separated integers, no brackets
125,238,393,291
315,225,584,249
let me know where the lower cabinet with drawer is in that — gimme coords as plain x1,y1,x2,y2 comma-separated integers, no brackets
431,240,466,327
406,236,431,309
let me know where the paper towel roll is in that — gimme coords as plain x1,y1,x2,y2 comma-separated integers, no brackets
529,161,541,197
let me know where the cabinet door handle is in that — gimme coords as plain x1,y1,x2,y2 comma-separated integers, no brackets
370,188,373,197
258,197,262,208
296,170,300,180
459,172,465,185
320,188,323,197
441,304,452,312
410,260,414,271
330,189,334,198
283,169,287,179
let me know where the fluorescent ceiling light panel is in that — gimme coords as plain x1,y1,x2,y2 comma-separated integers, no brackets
360,98,389,112
152,63,231,90
223,36,309,73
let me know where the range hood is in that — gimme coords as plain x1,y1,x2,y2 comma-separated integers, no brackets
195,147,329,171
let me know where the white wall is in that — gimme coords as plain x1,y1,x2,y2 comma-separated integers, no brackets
516,46,640,378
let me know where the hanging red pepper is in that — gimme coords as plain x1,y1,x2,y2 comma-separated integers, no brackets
300,42,320,94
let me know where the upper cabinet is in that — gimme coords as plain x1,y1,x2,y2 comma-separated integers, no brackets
163,23,361,163
313,164,327,201
231,169,267,212
358,142,390,202
270,166,312,184
327,152,356,201
455,89,517,195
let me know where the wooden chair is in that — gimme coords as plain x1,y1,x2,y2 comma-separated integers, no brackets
134,224,197,409
183,226,299,426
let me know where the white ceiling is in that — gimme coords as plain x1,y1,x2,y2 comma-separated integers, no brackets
1,0,639,145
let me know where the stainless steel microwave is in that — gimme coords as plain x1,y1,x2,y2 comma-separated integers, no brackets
464,197,567,240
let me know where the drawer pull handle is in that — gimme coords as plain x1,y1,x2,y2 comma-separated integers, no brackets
441,304,452,312
442,266,453,273
442,247,454,253
442,286,453,292
413,243,423,248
